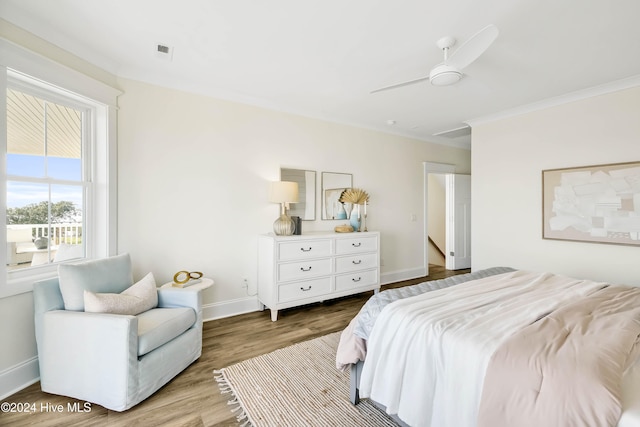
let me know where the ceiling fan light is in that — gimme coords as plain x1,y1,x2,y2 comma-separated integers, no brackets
429,64,462,86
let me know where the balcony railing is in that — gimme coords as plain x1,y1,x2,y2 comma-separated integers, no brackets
30,223,82,245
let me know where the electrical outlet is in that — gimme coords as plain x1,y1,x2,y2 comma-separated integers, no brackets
380,259,385,267
242,278,249,288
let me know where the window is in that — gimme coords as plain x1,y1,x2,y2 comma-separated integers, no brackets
1,39,120,297
6,83,88,271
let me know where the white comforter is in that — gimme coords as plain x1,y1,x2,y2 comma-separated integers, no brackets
358,270,616,427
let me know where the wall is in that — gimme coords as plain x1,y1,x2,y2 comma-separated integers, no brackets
116,78,471,318
472,85,640,285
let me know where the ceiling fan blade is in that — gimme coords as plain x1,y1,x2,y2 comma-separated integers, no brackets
370,75,430,94
448,24,499,70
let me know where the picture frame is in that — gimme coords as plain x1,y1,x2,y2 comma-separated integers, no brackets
542,161,640,246
321,172,352,220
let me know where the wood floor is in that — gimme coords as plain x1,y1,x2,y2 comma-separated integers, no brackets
1,265,469,427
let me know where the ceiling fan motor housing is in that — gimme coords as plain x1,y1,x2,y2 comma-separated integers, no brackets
429,63,462,86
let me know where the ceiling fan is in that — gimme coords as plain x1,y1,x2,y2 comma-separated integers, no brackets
371,24,499,94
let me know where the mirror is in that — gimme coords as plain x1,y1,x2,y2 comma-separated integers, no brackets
280,168,316,220
321,172,353,220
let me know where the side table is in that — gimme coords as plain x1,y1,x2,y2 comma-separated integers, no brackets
160,277,214,291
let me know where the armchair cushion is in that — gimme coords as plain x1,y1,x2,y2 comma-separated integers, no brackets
58,253,133,311
137,307,196,356
84,272,158,315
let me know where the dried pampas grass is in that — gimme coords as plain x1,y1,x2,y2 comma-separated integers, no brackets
339,188,369,204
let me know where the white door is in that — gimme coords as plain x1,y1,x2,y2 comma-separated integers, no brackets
445,174,471,270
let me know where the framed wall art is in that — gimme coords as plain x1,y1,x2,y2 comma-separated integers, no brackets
542,161,640,246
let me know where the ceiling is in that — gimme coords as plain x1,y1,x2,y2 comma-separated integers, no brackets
2,0,640,149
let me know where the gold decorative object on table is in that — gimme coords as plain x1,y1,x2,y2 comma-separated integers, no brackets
334,224,354,233
172,270,204,288
339,188,370,232
339,188,369,205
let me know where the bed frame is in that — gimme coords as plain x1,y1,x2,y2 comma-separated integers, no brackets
350,360,363,404
351,360,410,426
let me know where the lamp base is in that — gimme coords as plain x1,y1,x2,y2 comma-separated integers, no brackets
273,213,295,236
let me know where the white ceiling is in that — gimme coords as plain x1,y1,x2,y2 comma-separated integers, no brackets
2,0,640,148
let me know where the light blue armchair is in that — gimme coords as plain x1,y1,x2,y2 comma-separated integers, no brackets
33,253,203,411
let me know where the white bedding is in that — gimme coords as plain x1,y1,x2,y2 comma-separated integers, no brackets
358,270,640,427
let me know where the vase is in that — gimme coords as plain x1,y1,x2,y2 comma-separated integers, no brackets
349,205,361,232
344,203,353,220
336,203,347,220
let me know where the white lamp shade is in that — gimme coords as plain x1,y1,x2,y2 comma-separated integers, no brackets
269,181,299,203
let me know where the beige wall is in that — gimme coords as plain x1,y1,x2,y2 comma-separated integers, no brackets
472,85,640,285
116,78,471,316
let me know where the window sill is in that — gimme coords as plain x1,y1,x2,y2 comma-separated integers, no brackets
1,265,59,298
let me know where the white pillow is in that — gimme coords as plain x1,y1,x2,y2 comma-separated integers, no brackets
84,272,158,315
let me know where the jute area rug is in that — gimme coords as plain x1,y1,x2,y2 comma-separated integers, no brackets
214,332,398,427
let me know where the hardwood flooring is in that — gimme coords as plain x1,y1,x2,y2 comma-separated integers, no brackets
1,265,469,427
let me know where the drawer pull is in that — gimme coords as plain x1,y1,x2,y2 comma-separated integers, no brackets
300,285,312,291
300,266,312,272
352,277,362,282
300,247,312,252
352,259,362,265
352,242,362,247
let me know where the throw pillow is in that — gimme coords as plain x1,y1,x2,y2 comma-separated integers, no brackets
84,272,158,315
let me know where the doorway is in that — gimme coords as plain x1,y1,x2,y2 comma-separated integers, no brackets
423,162,472,275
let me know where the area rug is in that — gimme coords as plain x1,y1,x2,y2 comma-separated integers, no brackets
214,332,398,427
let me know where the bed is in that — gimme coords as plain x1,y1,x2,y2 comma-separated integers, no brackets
336,268,640,427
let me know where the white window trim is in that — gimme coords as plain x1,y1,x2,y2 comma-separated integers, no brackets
0,38,121,298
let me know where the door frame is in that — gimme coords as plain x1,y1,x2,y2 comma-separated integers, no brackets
423,162,457,276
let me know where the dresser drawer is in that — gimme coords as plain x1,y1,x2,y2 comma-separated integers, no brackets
277,239,332,261
335,235,378,254
278,277,331,303
335,253,378,274
335,269,378,292
277,258,332,282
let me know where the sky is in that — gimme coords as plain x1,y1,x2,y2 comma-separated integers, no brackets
6,154,83,209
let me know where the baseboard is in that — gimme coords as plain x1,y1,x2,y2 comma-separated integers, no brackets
202,295,262,322
0,356,39,401
381,267,427,285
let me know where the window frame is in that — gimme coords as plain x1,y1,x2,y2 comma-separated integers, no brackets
6,76,91,274
0,39,120,298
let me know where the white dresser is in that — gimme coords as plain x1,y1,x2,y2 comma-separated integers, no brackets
258,231,380,321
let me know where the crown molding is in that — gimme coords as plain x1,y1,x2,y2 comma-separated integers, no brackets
466,74,640,128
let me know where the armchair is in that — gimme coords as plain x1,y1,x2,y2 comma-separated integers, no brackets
33,253,204,411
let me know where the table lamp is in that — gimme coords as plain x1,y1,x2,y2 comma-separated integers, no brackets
269,181,299,236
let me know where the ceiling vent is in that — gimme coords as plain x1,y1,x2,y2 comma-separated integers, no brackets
155,43,174,61
432,125,471,139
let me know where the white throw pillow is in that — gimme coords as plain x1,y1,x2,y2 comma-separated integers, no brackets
84,272,158,315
